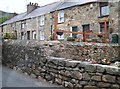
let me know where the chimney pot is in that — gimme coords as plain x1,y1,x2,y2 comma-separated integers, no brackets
27,2,39,13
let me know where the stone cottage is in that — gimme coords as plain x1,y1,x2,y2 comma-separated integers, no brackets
0,0,120,43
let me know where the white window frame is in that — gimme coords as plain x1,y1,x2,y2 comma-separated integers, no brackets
11,23,16,30
40,15,45,26
70,27,72,37
58,10,64,23
21,21,26,29
32,31,36,39
39,31,45,40
100,5,109,16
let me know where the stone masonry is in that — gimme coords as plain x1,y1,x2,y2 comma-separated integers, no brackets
2,40,120,89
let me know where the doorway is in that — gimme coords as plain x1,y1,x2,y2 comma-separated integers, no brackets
27,31,30,40
82,24,90,39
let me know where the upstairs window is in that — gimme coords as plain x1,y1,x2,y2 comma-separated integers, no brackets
58,10,64,23
100,2,109,16
21,20,26,29
40,15,44,26
11,23,16,30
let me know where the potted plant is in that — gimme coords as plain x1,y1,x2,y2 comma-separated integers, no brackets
75,38,82,42
100,59,110,65
115,62,120,67
92,38,97,43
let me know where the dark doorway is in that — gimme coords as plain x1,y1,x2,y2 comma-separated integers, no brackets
27,31,30,40
82,24,90,39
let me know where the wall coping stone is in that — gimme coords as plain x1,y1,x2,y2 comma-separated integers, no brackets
62,41,120,46
48,57,120,75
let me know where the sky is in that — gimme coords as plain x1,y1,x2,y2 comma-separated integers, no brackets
0,0,59,14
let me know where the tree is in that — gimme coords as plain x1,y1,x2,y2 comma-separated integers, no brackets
0,16,7,24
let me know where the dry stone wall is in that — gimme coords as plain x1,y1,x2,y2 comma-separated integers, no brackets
2,40,120,89
52,42,120,63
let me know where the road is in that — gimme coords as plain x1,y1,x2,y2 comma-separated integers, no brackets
0,65,66,88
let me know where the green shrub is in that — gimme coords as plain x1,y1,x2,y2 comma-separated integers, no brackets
67,37,75,41
2,32,17,39
50,34,54,40
2,33,11,39
10,33,17,39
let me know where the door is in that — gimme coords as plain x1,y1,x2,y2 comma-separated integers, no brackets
82,24,90,39
21,32,24,40
27,31,30,40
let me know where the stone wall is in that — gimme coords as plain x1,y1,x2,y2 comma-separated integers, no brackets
51,42,120,63
2,40,120,89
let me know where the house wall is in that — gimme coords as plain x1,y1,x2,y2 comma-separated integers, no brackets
117,1,120,44
1,1,119,42
109,2,119,33
62,3,100,39
44,13,53,40
55,2,119,41
16,18,37,40
26,18,37,40
16,21,22,40
2,25,11,33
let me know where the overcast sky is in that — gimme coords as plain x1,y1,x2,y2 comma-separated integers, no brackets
0,0,59,14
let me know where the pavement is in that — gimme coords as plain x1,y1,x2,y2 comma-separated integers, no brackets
0,65,66,89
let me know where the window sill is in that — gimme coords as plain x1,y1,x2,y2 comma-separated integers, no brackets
40,25,44,27
98,15,109,18
57,22,64,24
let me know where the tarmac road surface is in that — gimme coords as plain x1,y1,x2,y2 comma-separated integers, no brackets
0,65,66,89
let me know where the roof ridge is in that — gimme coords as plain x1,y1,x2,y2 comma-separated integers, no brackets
40,1,60,8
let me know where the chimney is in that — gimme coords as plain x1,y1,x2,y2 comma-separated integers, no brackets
27,2,39,13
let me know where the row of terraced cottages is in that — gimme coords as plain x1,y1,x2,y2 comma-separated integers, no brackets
0,0,120,43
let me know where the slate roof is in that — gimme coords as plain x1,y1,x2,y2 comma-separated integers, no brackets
56,0,98,10
21,1,62,20
1,0,98,26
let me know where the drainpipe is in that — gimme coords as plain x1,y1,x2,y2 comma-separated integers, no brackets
53,10,58,40
36,17,39,40
104,21,107,43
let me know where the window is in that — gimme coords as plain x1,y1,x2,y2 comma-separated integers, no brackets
32,31,36,39
99,22,109,38
21,21,26,29
11,23,16,30
100,2,109,16
1,26,3,32
21,32,24,40
40,16,44,26
70,26,78,38
40,31,45,40
99,22,109,33
58,10,64,23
